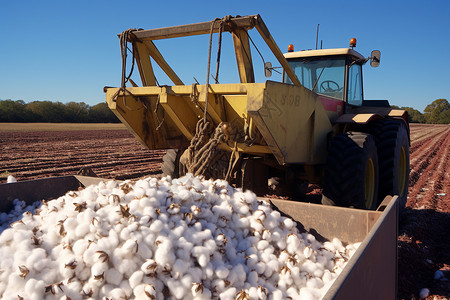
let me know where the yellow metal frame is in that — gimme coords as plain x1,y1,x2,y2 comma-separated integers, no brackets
105,15,333,165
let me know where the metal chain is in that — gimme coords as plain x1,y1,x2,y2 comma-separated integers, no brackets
186,18,230,176
112,29,140,105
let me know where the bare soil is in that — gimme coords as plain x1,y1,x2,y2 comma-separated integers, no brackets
0,123,449,299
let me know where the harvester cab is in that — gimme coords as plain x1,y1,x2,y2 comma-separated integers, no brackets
281,40,381,115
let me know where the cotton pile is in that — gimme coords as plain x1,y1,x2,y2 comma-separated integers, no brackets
0,174,360,299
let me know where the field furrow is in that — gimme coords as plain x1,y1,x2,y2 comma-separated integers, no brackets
1,123,449,299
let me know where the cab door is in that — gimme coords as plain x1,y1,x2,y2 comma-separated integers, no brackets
347,63,363,107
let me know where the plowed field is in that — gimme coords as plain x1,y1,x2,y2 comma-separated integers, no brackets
1,123,449,299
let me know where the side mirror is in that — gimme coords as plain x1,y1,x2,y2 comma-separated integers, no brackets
264,62,272,77
370,50,381,67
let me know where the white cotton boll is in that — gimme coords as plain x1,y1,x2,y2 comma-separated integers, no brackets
91,262,108,278
137,242,153,259
64,281,83,300
7,175,17,183
155,238,175,267
215,263,230,279
246,253,258,268
323,241,335,252
8,273,27,293
181,274,194,290
24,278,39,296
172,258,189,278
347,247,357,258
119,279,133,298
72,239,89,257
286,287,300,299
75,264,91,282
203,238,216,253
129,199,141,215
303,245,313,259
165,278,186,299
236,203,250,215
149,219,163,233
419,288,429,299
75,222,90,238
83,244,99,265
322,269,334,285
133,187,146,199
13,228,32,244
139,215,152,225
254,261,266,275
99,284,115,297
118,258,138,278
286,235,301,255
189,267,203,283
109,288,127,299
203,262,214,280
264,259,278,278
120,226,133,242
299,287,318,300
105,267,123,286
307,277,324,289
144,283,157,298
219,287,237,300
177,188,192,202
198,255,209,268
271,289,283,300
195,287,212,300
0,227,14,244
301,260,317,274
228,264,246,285
26,248,47,271
248,286,258,299
141,259,157,276
282,217,296,231
257,240,269,251
171,223,186,239
122,239,138,253
133,283,147,299
331,237,344,251
64,216,79,232
129,270,144,289
247,270,258,285
254,286,268,300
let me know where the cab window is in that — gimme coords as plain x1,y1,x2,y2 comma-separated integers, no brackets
347,63,363,106
284,57,345,100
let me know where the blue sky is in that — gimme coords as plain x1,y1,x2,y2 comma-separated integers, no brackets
1,0,449,112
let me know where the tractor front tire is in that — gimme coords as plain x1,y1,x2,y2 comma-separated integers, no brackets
370,119,410,209
322,132,379,210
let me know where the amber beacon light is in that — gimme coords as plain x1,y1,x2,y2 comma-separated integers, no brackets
350,38,357,48
288,44,294,52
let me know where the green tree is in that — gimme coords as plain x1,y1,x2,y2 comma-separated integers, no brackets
424,99,450,124
64,102,90,123
26,101,68,122
401,107,426,123
0,100,36,122
89,103,120,123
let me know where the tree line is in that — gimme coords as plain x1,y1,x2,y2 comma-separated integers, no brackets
0,100,120,123
0,98,448,124
391,98,450,124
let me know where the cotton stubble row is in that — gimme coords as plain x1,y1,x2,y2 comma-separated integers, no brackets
0,175,360,299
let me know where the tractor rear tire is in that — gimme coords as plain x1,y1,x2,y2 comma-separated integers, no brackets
370,119,410,209
322,132,379,210
161,149,181,178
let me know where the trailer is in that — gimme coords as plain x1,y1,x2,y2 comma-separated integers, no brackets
0,175,398,299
